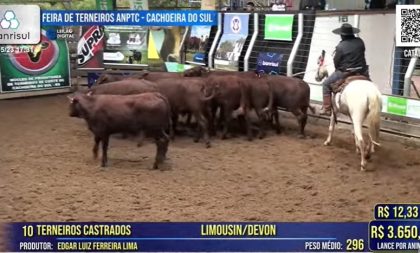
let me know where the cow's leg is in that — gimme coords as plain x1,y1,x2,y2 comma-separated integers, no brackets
272,109,281,134
291,108,307,138
93,136,100,159
185,113,193,127
255,109,267,139
195,112,211,148
101,135,109,167
216,105,224,132
136,131,145,147
153,131,169,169
244,108,254,141
221,106,233,140
170,113,178,140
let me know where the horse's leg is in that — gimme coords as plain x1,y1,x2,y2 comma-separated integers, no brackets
324,111,336,146
352,116,367,171
349,115,360,154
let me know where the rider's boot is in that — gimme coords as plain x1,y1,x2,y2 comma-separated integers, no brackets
319,94,332,116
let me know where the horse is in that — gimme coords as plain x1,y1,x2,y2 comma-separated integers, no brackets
315,50,328,82
323,78,382,171
315,64,329,82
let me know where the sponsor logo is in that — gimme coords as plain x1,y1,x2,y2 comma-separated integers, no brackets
0,10,19,29
0,5,40,44
8,31,59,75
77,26,104,66
258,60,279,67
267,24,291,32
230,16,241,33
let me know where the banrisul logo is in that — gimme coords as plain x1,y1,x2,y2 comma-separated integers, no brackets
0,5,40,44
1,10,19,29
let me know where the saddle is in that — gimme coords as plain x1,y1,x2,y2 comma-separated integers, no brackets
332,72,370,94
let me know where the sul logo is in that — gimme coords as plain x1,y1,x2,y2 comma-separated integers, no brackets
230,16,241,33
9,32,59,75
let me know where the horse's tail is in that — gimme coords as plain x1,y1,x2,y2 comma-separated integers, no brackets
366,91,382,147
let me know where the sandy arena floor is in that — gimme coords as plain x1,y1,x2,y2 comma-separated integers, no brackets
1,94,420,230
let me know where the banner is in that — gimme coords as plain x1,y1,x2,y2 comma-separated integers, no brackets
103,26,148,66
0,30,71,93
382,95,420,119
256,52,283,75
186,26,212,64
214,13,250,71
7,222,368,252
264,14,294,41
148,27,186,65
165,62,195,72
40,11,218,26
77,26,105,70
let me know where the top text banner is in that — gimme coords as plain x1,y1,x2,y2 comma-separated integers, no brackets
41,10,218,26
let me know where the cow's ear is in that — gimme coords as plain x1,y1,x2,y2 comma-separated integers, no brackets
67,95,77,103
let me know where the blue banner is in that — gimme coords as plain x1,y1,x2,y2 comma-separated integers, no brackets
41,10,217,26
256,52,283,75
7,222,368,252
369,220,420,251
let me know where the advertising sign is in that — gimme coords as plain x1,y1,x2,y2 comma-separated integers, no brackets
264,14,294,41
103,26,148,66
256,52,283,75
214,13,249,71
0,30,71,93
165,62,195,72
186,26,212,64
77,26,105,70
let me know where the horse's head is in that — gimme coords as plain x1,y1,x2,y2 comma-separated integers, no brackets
315,65,328,82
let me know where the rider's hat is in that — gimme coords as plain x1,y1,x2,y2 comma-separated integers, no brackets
332,23,360,36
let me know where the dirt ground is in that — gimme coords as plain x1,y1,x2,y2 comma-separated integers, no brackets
1,94,420,228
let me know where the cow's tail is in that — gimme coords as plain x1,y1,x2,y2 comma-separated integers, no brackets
200,85,216,101
263,81,274,113
155,92,173,139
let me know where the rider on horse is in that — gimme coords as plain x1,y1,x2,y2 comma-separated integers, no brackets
319,23,370,116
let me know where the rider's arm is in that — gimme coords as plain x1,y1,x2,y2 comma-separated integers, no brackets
333,47,342,69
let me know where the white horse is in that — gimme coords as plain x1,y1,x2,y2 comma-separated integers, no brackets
323,78,383,171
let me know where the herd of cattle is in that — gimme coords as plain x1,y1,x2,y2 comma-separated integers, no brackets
68,66,314,169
